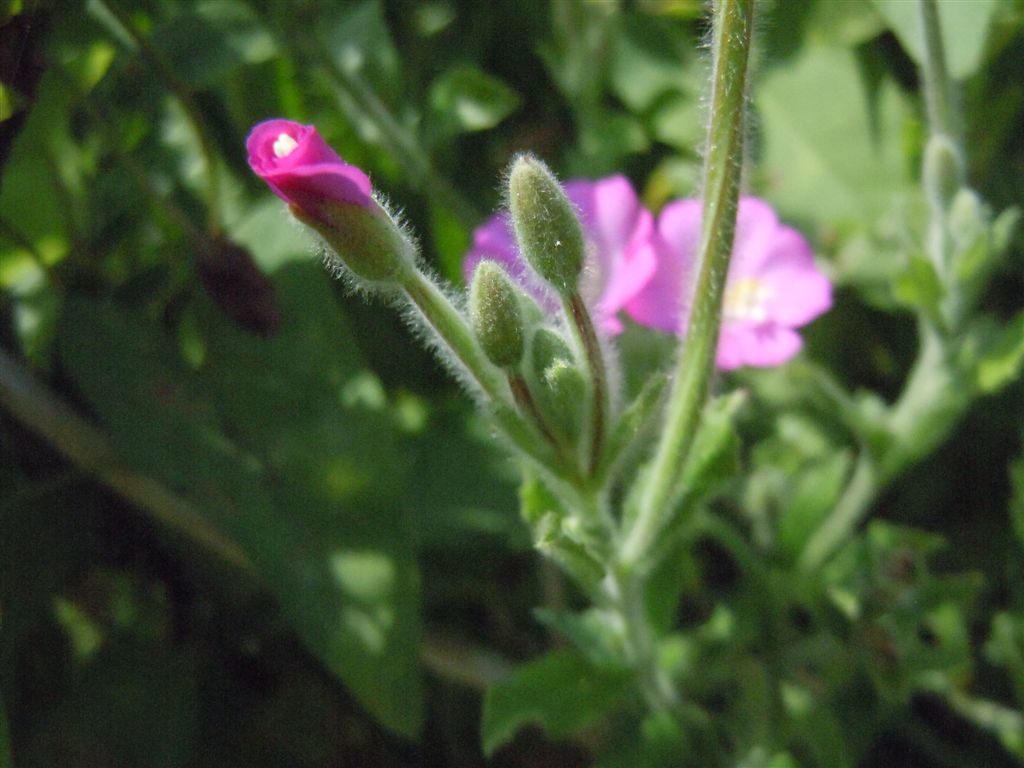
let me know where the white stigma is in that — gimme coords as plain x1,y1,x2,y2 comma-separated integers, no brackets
272,133,299,159
724,277,772,323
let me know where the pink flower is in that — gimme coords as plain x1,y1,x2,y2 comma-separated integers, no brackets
627,197,832,370
463,175,656,334
246,119,373,210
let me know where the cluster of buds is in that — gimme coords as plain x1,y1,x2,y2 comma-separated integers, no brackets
246,117,832,490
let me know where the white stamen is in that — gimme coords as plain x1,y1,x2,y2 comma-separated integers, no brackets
724,277,772,323
273,133,299,158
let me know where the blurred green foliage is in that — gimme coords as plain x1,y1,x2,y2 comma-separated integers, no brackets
1,0,1023,766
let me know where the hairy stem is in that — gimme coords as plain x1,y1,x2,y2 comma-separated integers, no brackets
621,0,754,568
565,291,608,478
400,270,575,479
509,372,558,447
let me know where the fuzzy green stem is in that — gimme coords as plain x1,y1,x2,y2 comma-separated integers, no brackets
564,291,608,478
801,322,969,568
400,270,573,477
509,372,558,448
608,567,680,713
621,0,754,568
401,270,511,404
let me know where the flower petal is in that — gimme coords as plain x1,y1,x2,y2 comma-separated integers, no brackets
717,323,803,370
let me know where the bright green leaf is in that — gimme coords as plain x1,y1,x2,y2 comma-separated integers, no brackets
759,42,910,227
893,252,945,321
679,390,747,503
481,649,631,756
651,93,703,152
974,312,1024,394
323,0,400,99
610,14,689,111
872,0,999,80
778,451,853,560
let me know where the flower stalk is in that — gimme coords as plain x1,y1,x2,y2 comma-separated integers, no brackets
621,0,754,568
565,291,608,478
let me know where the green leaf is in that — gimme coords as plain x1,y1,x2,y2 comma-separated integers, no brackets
758,42,910,227
593,709,688,768
651,93,703,153
986,612,1024,705
972,312,1024,394
227,198,311,273
429,64,521,135
58,269,424,737
154,1,277,88
604,371,668,480
872,0,999,80
679,390,746,503
534,608,626,667
610,14,690,112
893,252,945,322
410,407,521,551
574,108,650,169
481,649,631,756
323,0,401,100
430,197,472,285
778,451,854,560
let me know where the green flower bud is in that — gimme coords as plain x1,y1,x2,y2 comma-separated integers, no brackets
531,327,573,374
923,134,964,211
541,360,586,442
529,328,584,445
290,200,413,284
948,187,986,247
469,260,525,369
508,155,585,294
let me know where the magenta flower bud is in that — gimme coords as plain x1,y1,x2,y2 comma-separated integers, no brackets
246,119,373,210
246,119,411,283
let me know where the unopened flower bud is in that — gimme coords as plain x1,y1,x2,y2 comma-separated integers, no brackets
923,134,964,211
529,328,584,444
530,327,573,374
508,155,585,295
469,261,525,368
290,201,412,283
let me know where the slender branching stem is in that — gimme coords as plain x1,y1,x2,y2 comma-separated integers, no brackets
800,0,970,569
